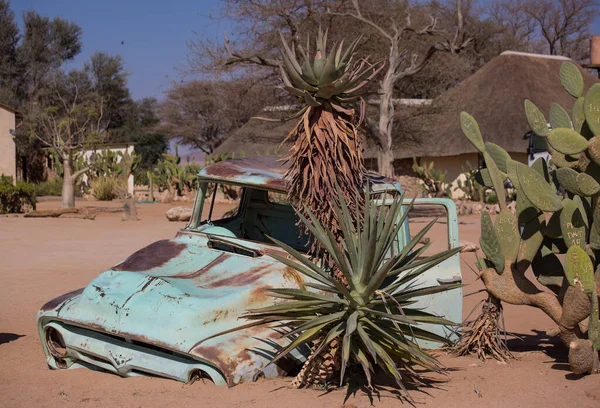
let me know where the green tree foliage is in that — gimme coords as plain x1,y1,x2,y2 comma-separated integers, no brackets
15,9,82,102
0,1,161,183
0,1,19,103
85,52,133,136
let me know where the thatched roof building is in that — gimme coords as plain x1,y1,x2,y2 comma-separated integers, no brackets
393,51,600,160
216,51,599,181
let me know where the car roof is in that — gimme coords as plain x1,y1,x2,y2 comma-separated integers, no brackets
198,156,401,193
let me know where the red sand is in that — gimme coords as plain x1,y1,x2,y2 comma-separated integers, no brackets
1,200,599,407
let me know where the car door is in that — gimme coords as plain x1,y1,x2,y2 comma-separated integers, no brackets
390,198,463,348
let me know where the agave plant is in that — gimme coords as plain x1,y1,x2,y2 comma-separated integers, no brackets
279,29,384,273
202,186,461,391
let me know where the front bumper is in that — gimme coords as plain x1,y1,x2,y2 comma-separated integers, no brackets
39,320,227,385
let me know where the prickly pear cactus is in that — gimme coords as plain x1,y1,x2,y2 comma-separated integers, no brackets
460,60,600,375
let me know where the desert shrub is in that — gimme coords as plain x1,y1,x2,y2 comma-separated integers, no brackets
33,179,85,197
0,176,36,213
91,176,127,201
33,179,62,196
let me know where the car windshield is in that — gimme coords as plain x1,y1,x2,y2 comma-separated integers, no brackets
192,182,310,251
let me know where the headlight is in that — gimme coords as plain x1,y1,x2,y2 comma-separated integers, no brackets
46,326,67,359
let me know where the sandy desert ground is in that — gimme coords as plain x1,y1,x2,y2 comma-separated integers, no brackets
1,199,599,408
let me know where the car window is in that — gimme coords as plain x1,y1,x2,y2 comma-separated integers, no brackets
197,184,310,251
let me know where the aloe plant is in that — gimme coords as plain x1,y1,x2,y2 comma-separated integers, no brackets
459,60,600,375
200,186,461,393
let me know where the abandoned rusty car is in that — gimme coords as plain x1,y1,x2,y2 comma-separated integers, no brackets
37,156,463,386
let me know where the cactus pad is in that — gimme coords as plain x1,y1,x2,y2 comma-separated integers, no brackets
524,99,549,136
495,210,520,263
518,214,545,263
480,211,505,274
556,167,581,194
572,97,586,134
587,137,600,166
475,168,493,187
547,128,589,155
559,61,584,98
589,226,600,250
564,246,595,294
550,148,580,168
485,142,511,173
460,112,486,152
549,103,573,130
544,211,563,238
573,195,590,228
516,161,563,212
560,198,586,249
576,172,600,196
483,152,506,208
584,83,600,136
531,157,551,184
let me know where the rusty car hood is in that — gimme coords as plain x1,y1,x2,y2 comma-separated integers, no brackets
39,232,306,384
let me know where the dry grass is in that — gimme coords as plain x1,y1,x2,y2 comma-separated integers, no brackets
451,295,515,362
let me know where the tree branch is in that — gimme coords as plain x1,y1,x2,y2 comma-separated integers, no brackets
223,33,281,68
327,0,393,41
71,166,90,181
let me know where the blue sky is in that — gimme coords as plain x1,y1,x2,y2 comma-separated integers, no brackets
12,0,232,101
11,1,600,102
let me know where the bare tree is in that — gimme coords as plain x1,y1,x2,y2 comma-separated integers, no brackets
29,79,103,208
487,0,536,52
187,0,332,76
157,77,276,154
524,0,599,59
329,0,472,176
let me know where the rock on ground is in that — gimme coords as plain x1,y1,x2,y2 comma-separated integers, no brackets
165,206,193,222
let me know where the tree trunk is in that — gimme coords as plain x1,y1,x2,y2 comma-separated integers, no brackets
376,46,399,178
62,158,76,208
378,149,394,178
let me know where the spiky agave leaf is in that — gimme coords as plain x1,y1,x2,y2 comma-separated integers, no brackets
199,187,462,393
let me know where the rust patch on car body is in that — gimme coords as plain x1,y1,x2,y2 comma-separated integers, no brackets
204,265,269,288
40,288,84,312
112,240,187,272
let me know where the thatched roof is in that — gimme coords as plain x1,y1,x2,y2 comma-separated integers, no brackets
214,105,415,159
393,51,600,158
215,51,600,159
214,108,296,157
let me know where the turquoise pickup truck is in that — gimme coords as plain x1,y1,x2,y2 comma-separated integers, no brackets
37,156,462,386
